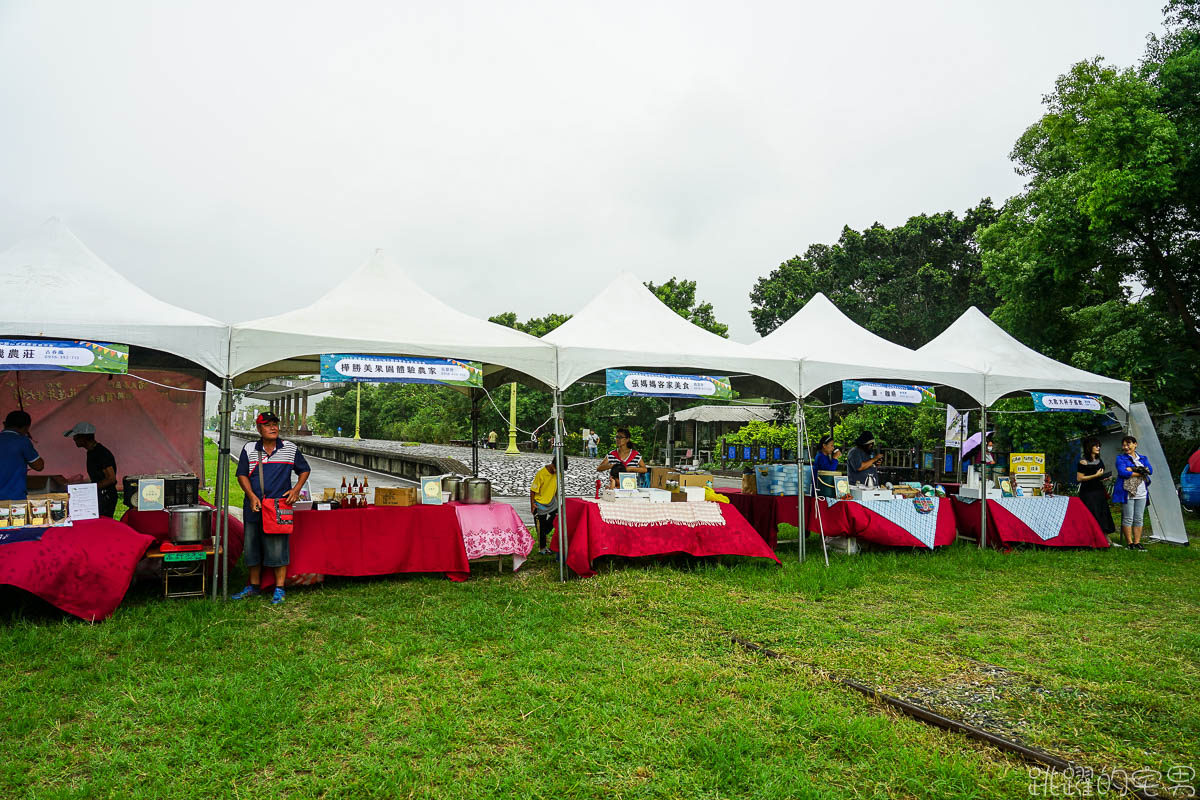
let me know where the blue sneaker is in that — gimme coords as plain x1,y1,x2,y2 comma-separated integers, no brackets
271,587,286,605
231,585,260,600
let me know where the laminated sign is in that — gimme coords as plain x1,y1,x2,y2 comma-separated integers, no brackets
1030,393,1104,413
842,380,935,406
605,369,732,399
0,339,128,374
321,355,483,388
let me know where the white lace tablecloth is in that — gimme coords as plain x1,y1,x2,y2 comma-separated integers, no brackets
453,502,534,570
595,499,725,527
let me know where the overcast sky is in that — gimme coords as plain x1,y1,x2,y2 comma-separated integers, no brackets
0,0,1166,343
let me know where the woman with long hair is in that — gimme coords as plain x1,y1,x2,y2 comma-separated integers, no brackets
1075,436,1114,536
596,428,648,489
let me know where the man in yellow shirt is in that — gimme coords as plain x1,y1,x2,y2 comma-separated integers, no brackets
529,457,566,555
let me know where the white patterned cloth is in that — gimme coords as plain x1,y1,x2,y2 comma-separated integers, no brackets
453,503,534,570
993,497,1070,541
595,499,725,527
851,499,939,549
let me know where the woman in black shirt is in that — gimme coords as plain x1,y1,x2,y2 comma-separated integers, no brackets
1076,436,1114,535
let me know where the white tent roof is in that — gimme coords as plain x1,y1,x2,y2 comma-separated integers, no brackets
655,405,778,424
229,249,557,387
0,218,230,376
544,273,799,397
917,307,1131,409
747,293,987,401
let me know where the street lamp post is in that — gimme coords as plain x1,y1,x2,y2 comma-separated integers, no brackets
354,383,362,440
505,382,520,455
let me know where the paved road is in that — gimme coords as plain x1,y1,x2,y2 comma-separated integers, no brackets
221,433,539,528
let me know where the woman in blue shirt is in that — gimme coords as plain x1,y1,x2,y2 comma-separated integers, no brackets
1112,434,1153,551
812,435,839,498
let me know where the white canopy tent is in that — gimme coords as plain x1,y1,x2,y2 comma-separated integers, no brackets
916,306,1130,410
228,249,557,389
746,292,986,401
0,218,230,377
918,307,1132,548
545,272,801,565
744,293,988,560
225,249,562,583
544,272,799,398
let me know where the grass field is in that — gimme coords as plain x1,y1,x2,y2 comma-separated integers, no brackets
2,445,1197,798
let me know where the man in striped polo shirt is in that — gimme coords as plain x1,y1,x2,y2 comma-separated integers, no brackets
232,411,311,604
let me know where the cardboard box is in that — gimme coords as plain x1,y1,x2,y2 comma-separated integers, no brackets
678,473,713,490
649,467,677,490
683,486,707,502
376,487,419,506
670,491,689,502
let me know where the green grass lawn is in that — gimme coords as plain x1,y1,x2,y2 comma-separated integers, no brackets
2,482,1197,798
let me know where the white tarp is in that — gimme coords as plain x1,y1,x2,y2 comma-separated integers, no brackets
917,307,1131,409
0,219,230,376
1128,402,1188,544
747,292,987,401
544,272,799,397
229,249,557,387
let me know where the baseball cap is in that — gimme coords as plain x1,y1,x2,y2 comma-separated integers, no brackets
63,421,96,437
256,411,280,425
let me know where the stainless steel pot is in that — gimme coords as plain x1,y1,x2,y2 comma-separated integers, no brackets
462,478,491,505
166,504,211,544
441,475,465,500
454,480,470,503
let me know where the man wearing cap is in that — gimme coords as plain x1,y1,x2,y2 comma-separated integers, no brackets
0,411,44,501
232,411,311,605
65,422,118,517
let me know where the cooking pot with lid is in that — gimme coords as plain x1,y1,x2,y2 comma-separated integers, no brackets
441,475,465,499
462,478,491,505
167,504,212,544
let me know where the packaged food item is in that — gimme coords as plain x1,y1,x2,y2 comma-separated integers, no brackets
28,501,48,526
9,501,28,527
48,495,69,524
0,505,10,528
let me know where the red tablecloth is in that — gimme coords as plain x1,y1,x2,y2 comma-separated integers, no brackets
950,496,1110,549
121,501,245,564
551,498,780,578
0,518,155,621
806,497,957,549
261,504,473,586
724,491,955,549
723,489,800,547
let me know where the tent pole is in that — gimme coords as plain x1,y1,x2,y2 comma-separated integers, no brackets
217,377,233,600
979,406,988,550
796,400,805,564
470,391,480,478
553,389,569,583
666,399,674,468
211,393,224,602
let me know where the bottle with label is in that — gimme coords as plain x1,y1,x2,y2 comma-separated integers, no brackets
362,476,369,505
340,476,347,492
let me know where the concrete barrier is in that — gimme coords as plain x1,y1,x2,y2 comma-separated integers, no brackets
233,430,470,480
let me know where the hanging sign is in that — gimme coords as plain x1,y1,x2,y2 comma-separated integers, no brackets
320,355,483,388
0,339,128,374
841,380,934,406
944,404,968,448
1030,392,1104,413
605,369,732,400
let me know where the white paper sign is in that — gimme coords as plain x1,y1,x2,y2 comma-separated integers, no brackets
68,483,99,521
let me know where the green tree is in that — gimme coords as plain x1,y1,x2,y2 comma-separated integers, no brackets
644,277,729,337
979,3,1200,411
748,203,999,347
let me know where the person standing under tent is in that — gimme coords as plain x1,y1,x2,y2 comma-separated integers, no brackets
1075,436,1115,537
597,428,647,489
846,431,882,486
0,411,43,501
233,411,311,604
1112,434,1153,551
812,435,840,499
529,456,566,555
63,422,118,518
